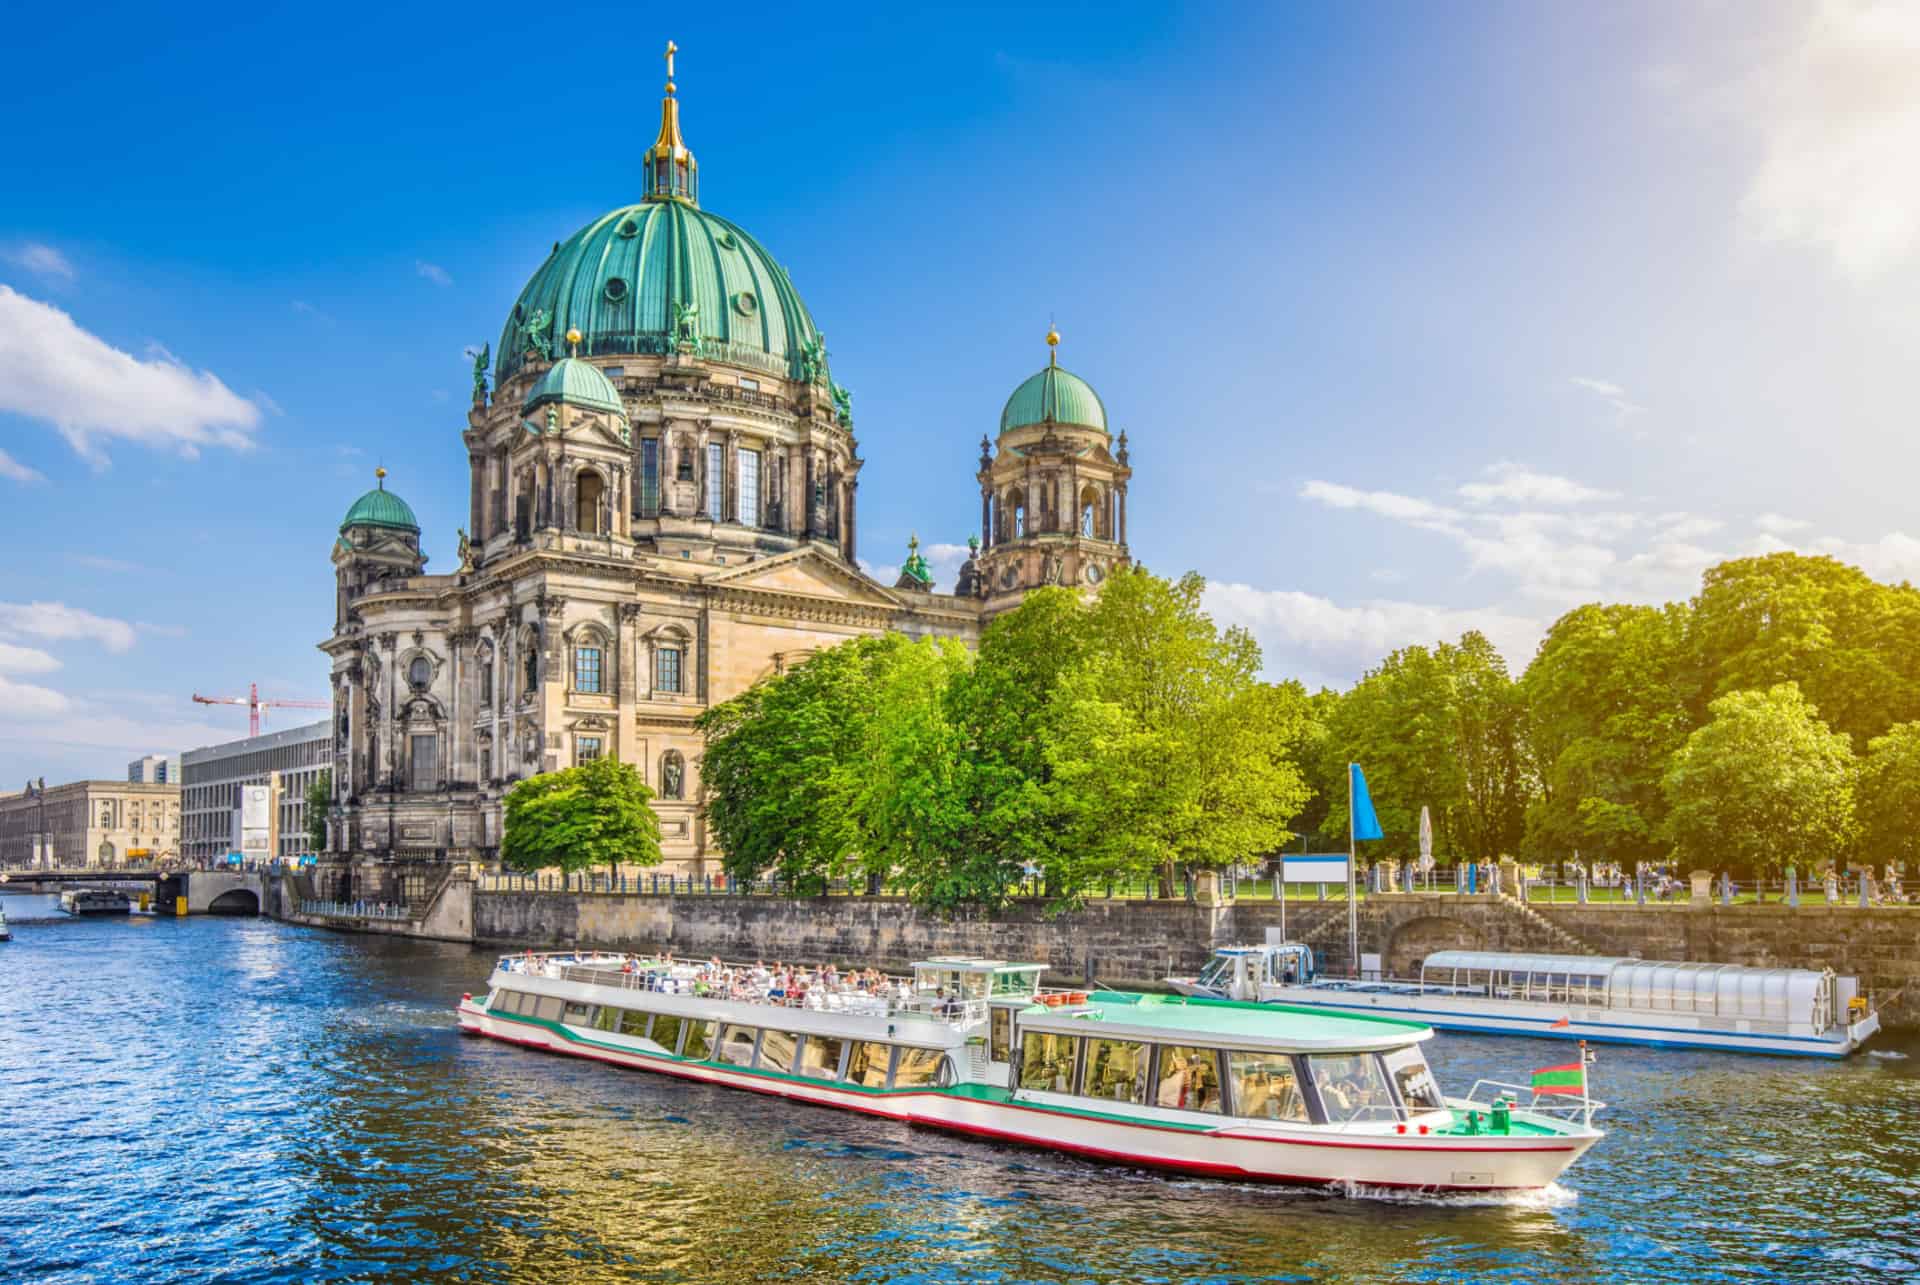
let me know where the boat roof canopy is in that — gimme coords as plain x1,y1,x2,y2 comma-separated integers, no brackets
1424,950,1628,978
914,958,1044,975
1019,994,1432,1054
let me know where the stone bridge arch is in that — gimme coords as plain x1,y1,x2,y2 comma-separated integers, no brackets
1383,913,1485,978
206,887,260,915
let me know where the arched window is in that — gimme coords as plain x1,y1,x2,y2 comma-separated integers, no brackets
660,750,685,799
477,645,494,706
408,656,432,690
522,631,540,695
1080,485,1101,538
577,470,605,534
1011,489,1026,539
574,641,603,694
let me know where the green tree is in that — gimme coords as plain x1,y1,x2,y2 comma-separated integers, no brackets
1685,553,1920,747
697,634,915,890
304,769,331,852
1044,568,1309,899
1520,603,1691,863
1854,720,1920,871
1662,683,1855,882
501,756,662,878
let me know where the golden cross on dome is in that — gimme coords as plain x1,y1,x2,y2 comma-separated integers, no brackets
665,40,678,92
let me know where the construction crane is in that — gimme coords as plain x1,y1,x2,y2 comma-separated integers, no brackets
192,683,330,737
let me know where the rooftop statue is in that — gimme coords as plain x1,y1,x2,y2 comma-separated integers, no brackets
471,343,490,401
831,381,853,428
799,335,826,384
672,300,700,349
523,309,552,360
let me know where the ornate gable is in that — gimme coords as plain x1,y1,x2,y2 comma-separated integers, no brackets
705,547,904,610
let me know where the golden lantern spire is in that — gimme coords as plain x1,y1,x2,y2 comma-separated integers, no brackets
644,39,699,205
1046,323,1060,367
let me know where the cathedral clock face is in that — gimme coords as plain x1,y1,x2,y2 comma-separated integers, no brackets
1000,564,1019,589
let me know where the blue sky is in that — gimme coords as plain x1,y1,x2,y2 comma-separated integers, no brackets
6,1,1920,784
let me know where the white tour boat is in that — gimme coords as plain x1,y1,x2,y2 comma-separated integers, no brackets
58,889,131,917
0,902,10,941
1169,944,1880,1058
456,953,1602,1191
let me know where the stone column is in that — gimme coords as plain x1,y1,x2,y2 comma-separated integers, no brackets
1118,484,1129,546
469,454,485,540
845,476,857,562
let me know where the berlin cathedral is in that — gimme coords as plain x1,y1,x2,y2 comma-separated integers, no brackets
320,45,1138,882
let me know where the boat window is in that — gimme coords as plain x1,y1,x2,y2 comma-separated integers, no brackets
1382,1046,1444,1112
718,1024,758,1066
562,1001,593,1026
845,1041,895,1088
1196,954,1235,990
1018,1031,1082,1094
894,1047,946,1088
759,1030,799,1074
1154,1045,1224,1113
989,1007,1012,1062
1309,1052,1398,1123
683,1020,716,1061
494,990,523,1013
1082,1038,1149,1104
618,1009,650,1038
592,1006,620,1033
992,969,1040,998
1227,1051,1308,1122
533,996,563,1022
651,1013,685,1054
798,1035,845,1080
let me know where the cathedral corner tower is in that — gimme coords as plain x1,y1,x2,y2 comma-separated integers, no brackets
975,330,1132,613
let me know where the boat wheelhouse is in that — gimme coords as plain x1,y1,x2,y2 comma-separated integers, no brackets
1178,944,1879,1058
457,952,1602,1191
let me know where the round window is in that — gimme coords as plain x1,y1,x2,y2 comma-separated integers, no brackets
718,230,738,250
408,657,432,689
732,291,758,317
618,218,640,238
605,277,629,302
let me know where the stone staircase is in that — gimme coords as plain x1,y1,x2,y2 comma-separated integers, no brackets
1496,892,1601,956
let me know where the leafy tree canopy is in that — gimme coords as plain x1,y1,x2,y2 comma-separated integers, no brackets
1855,720,1920,870
501,756,662,877
1662,683,1855,880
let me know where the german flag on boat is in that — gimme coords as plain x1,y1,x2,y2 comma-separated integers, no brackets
1531,1061,1586,1096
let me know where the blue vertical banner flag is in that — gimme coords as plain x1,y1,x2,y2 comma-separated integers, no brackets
1349,763,1384,842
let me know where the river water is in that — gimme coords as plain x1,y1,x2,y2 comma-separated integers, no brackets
2,897,1917,1284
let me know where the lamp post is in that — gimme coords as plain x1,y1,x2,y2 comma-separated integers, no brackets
24,777,48,869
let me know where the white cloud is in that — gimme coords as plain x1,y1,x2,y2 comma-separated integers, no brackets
1738,1,1920,277
1458,462,1619,507
1570,375,1646,421
66,554,145,574
0,601,138,652
416,261,453,287
0,674,70,719
2,242,73,280
0,642,60,675
0,285,262,467
861,541,974,593
1756,511,1812,535
1298,480,1461,530
1203,581,1546,687
0,447,43,483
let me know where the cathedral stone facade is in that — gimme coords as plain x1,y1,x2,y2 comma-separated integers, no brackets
319,47,1137,886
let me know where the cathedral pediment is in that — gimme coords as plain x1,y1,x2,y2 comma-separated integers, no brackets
705,547,904,609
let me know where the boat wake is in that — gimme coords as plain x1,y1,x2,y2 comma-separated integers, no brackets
1866,1049,1909,1061
1330,1179,1578,1209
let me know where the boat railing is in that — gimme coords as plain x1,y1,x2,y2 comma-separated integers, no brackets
1459,1077,1605,1126
493,952,994,1027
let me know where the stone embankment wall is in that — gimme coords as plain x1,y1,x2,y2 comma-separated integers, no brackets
474,891,1223,989
469,889,1920,1029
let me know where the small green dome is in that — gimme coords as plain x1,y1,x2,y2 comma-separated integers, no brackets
525,357,626,418
340,475,419,535
496,200,825,386
1001,363,1108,434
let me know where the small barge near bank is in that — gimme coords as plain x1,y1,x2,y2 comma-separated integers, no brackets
457,953,1602,1191
58,889,131,917
1169,945,1879,1058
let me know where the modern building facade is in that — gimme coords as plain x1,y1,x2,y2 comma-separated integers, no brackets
128,754,181,784
0,780,181,869
181,719,332,864
320,44,1137,886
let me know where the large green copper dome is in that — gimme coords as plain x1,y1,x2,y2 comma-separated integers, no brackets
340,474,419,535
1001,361,1108,434
496,200,825,386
